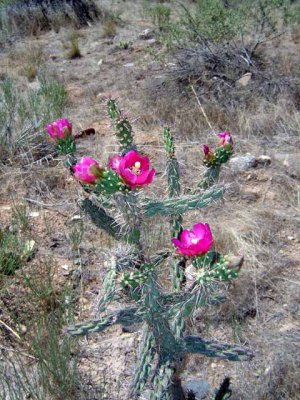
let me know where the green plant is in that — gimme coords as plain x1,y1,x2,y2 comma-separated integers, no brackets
47,99,253,399
149,3,171,31
0,75,67,161
118,40,133,50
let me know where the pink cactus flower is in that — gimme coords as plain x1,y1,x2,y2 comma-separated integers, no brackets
72,157,103,184
203,144,215,160
172,223,213,257
218,132,233,147
108,150,155,189
46,119,72,140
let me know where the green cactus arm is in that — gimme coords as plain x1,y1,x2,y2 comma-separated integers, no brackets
198,165,221,189
67,307,142,336
163,127,181,198
81,198,123,240
107,98,121,120
142,188,224,217
107,99,135,152
130,325,156,398
97,260,117,311
150,360,174,400
183,336,254,361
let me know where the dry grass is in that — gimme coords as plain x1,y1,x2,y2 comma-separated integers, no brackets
64,31,83,60
0,1,299,398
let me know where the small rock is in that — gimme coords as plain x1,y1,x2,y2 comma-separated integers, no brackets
20,325,27,335
257,155,271,165
138,28,154,40
29,211,39,218
183,379,212,400
71,215,81,221
97,58,103,66
146,38,156,45
287,236,295,241
229,154,257,172
62,264,69,270
124,62,135,68
236,72,252,87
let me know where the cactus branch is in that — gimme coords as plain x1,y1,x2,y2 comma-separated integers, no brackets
97,258,117,311
131,325,156,398
67,307,142,336
81,198,123,240
183,336,254,361
143,188,224,217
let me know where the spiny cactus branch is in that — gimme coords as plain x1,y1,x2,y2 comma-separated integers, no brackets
198,165,221,189
143,188,224,217
183,336,254,361
81,198,123,240
67,307,142,336
131,325,156,398
150,359,174,400
97,259,117,311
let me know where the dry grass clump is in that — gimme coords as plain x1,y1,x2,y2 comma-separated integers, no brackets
102,17,117,38
64,30,83,59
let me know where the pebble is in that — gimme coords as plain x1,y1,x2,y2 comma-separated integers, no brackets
124,62,135,68
71,215,81,221
29,211,39,218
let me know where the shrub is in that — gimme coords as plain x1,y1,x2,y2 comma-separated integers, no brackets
45,99,253,399
148,3,171,31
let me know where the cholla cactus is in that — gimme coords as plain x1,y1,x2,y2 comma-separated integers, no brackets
47,100,252,399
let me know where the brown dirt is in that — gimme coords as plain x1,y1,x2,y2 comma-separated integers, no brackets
0,1,299,399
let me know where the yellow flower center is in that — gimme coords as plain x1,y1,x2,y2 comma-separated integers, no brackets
130,161,141,175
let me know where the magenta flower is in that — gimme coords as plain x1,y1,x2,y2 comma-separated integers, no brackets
46,119,72,140
108,150,155,189
218,132,233,147
203,144,215,161
72,157,103,184
172,223,213,257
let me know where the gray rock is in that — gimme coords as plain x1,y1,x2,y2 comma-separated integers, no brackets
229,154,257,172
273,153,300,178
124,62,135,68
183,379,212,399
138,28,154,40
146,38,156,45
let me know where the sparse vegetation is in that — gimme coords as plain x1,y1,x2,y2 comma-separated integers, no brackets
0,0,299,399
0,0,100,43
64,31,82,59
102,17,117,38
0,75,67,162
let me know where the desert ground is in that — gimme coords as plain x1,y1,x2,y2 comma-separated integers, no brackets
0,1,299,399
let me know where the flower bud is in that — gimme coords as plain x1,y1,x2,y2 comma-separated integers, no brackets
72,157,103,184
46,119,72,140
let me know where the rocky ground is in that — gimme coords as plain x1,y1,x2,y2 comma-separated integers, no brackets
0,1,299,399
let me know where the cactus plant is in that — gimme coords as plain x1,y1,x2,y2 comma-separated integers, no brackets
47,99,253,399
